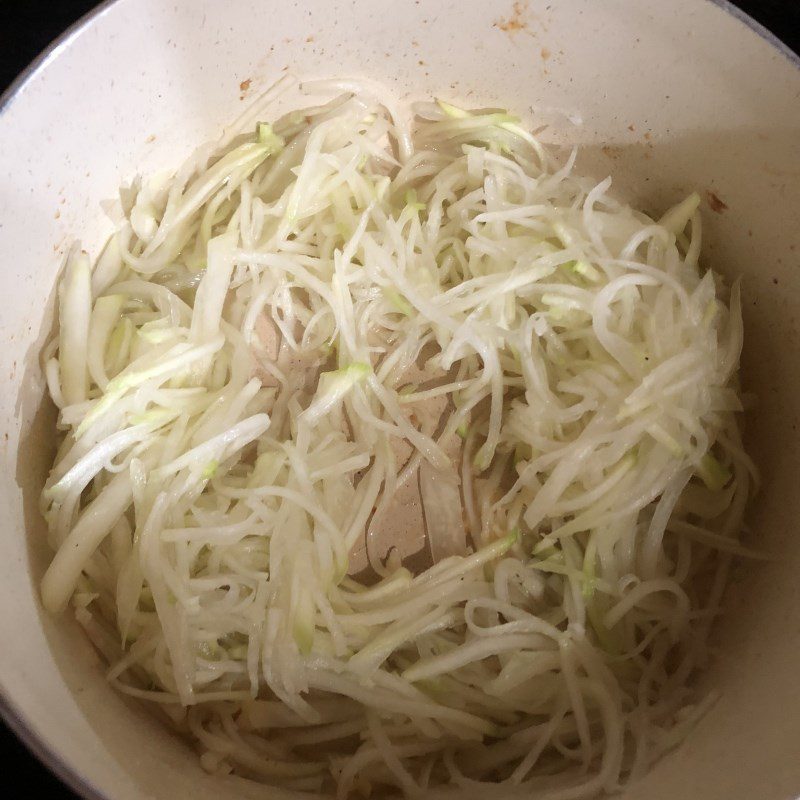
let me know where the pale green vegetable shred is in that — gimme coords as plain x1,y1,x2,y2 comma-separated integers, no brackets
40,75,758,799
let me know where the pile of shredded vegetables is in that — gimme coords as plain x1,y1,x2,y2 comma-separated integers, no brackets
40,76,759,798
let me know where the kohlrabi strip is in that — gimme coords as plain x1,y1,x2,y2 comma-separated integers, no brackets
40,77,757,799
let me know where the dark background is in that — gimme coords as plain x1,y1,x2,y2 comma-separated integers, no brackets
0,1,797,797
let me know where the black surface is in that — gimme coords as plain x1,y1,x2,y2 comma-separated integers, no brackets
0,1,798,798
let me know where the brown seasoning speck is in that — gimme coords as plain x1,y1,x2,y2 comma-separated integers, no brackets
494,0,529,34
706,190,729,213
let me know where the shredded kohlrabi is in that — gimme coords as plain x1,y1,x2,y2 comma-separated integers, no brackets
40,74,759,798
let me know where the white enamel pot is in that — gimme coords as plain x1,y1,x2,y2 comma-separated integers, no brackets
1,1,798,798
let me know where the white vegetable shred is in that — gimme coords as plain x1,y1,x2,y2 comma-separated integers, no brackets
40,76,758,798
